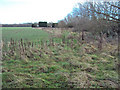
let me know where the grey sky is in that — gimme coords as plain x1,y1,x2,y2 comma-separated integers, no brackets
0,0,85,24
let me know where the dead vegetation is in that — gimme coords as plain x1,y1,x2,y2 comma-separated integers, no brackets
2,31,119,88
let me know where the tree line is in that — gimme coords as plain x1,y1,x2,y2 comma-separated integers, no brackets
58,1,120,50
2,24,32,27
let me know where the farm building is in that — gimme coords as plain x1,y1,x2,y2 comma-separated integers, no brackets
47,22,58,28
52,23,58,28
32,23,39,27
32,22,58,28
47,22,53,27
39,22,47,27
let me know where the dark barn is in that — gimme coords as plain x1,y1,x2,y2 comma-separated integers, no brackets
39,22,47,27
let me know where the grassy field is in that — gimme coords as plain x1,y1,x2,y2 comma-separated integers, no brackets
2,27,50,42
2,27,119,88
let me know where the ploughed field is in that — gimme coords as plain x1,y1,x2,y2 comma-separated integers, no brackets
2,27,119,88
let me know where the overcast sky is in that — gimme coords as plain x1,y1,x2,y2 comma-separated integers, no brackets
0,0,86,24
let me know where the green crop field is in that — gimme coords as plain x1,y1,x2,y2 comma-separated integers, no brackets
2,27,119,88
2,27,50,42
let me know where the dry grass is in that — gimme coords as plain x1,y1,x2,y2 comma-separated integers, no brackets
2,27,119,88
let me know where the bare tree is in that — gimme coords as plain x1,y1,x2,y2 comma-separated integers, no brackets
62,1,119,50
58,20,66,28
